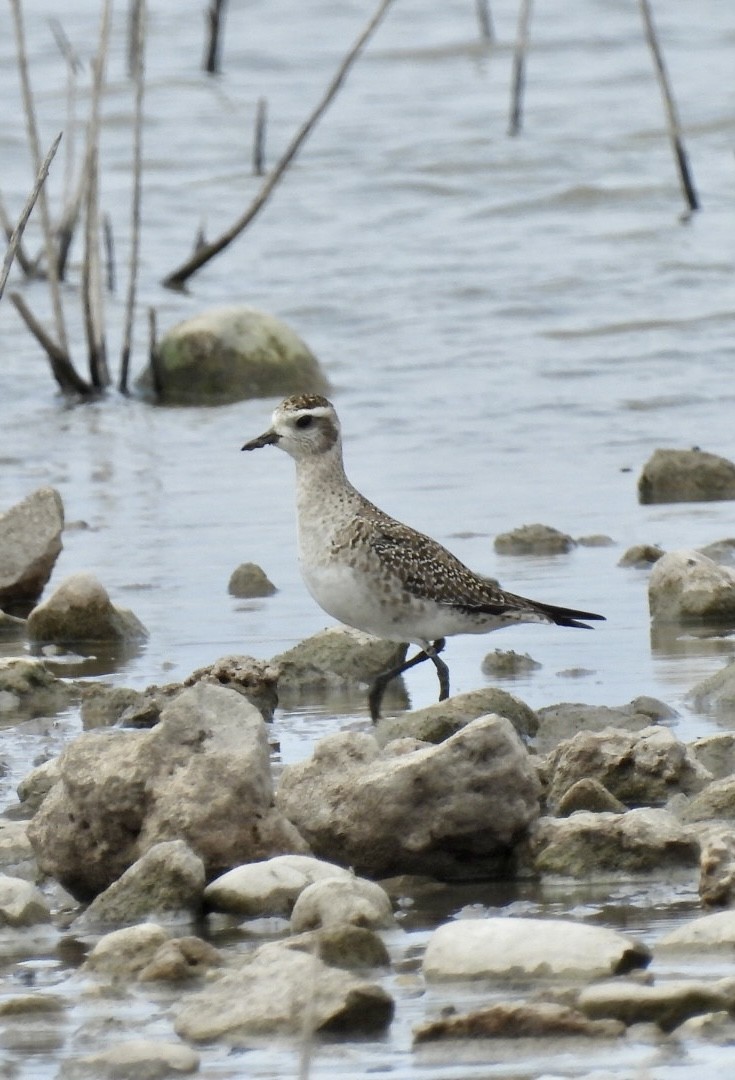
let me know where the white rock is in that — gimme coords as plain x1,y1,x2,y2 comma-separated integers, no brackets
83,923,170,978
648,549,735,622
0,873,50,927
422,917,649,980
656,911,735,952
204,854,353,917
68,1038,199,1077
290,876,394,932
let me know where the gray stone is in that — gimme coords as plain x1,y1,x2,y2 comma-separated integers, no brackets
204,854,353,917
138,936,222,982
28,683,307,900
0,487,64,609
525,808,700,878
174,942,393,1040
228,562,276,598
480,649,542,678
285,925,390,970
618,543,665,568
423,917,649,980
688,661,735,720
276,715,540,880
0,609,26,640
578,976,735,1032
0,657,71,718
27,573,148,644
414,1000,624,1041
638,447,735,505
0,820,37,879
374,686,538,747
684,775,735,823
690,732,735,779
544,726,709,812
533,697,675,755
139,304,329,405
494,523,576,555
184,654,279,722
648,549,735,622
656,911,735,952
290,876,394,932
82,923,171,978
556,777,626,817
0,873,50,926
79,841,205,926
79,684,146,729
60,1039,200,1078
17,758,60,811
274,626,406,689
697,824,735,906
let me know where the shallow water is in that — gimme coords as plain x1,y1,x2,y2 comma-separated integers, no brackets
2,1,735,1076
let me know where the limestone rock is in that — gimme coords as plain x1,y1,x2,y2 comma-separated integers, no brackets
285,925,390,970
688,661,735,720
139,304,329,405
276,716,541,880
494,523,575,555
174,942,393,1040
17,758,61,811
0,873,50,926
481,649,542,678
0,487,64,609
27,572,148,644
28,683,307,900
648,549,735,622
525,808,700,878
0,820,37,880
375,686,538,747
578,976,735,1032
618,543,665,568
228,562,276,598
61,1039,200,1078
184,654,279,722
204,854,353,917
657,910,735,952
274,626,406,688
0,657,71,718
534,697,676,755
422,917,649,980
556,777,626,816
698,825,735,906
544,726,709,812
82,923,171,978
138,936,222,982
638,447,735,505
79,684,146,729
79,841,205,926
684,775,735,823
290,876,394,932
414,1000,624,1041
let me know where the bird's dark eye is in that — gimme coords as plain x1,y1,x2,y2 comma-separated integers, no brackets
295,415,313,429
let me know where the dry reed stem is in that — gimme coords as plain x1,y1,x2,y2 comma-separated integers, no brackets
10,0,69,355
204,0,228,75
638,0,699,213
9,291,92,395
120,0,147,394
163,0,396,290
508,0,532,136
0,133,62,301
253,96,267,177
475,0,494,42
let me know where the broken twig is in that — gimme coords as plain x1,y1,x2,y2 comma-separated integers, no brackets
120,0,147,394
0,132,61,300
508,0,532,136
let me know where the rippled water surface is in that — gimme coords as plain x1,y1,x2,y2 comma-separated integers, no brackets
2,1,735,1076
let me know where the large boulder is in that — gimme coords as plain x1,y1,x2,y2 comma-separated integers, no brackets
648,550,735,622
28,683,307,899
276,715,541,880
638,448,735,504
0,487,64,611
27,572,148,644
422,918,649,980
138,305,330,405
174,942,393,1040
544,726,709,812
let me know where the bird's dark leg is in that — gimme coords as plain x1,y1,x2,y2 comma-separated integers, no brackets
368,638,449,722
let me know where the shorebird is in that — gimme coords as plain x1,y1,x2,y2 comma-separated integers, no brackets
242,394,604,720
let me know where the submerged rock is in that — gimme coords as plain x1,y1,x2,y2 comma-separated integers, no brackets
414,1001,624,1042
638,447,735,505
61,1039,200,1078
28,683,307,899
648,549,735,622
618,543,665,568
0,873,51,927
525,808,700,878
274,626,406,689
0,487,64,610
494,523,575,555
140,304,330,405
228,561,277,598
481,649,542,678
138,936,222,982
422,917,649,980
0,657,71,718
27,572,148,644
174,942,393,1040
374,686,538,747
688,661,735,720
577,976,735,1032
82,923,171,978
276,715,540,880
289,875,395,932
533,697,675,755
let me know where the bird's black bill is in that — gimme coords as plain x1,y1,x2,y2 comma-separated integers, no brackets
242,430,280,451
